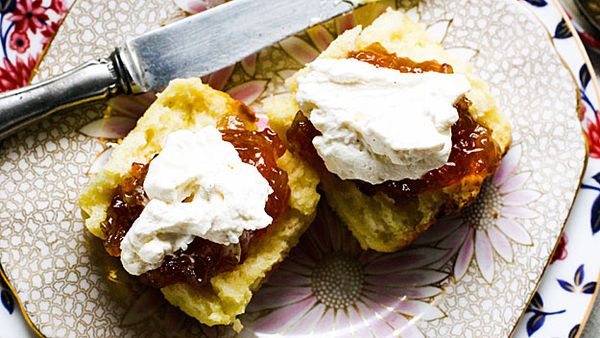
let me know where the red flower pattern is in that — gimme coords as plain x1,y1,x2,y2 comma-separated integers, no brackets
585,115,600,158
1,0,67,93
41,19,60,44
8,0,49,33
550,234,568,264
48,0,66,14
0,55,36,92
9,31,29,53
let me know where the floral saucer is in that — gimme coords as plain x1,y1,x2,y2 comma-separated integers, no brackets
0,0,595,337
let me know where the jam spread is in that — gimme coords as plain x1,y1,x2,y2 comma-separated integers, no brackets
102,103,290,289
349,43,455,74
287,43,500,202
103,162,148,257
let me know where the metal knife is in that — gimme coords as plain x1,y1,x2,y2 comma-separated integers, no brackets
0,0,360,139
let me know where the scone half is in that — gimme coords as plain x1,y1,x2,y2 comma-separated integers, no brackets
270,9,511,252
79,78,320,329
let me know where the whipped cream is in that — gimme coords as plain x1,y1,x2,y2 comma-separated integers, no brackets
296,58,471,184
120,127,273,276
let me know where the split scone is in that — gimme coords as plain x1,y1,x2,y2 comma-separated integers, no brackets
265,9,511,252
79,78,320,330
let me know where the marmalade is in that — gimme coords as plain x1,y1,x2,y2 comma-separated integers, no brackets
287,43,500,202
102,105,290,289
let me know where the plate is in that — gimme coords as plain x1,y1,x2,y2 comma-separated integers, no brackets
0,0,593,337
514,2,600,337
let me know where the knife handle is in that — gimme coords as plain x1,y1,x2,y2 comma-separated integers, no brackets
0,52,132,140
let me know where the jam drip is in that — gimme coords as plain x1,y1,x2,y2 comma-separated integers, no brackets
103,163,148,257
221,127,289,219
287,43,500,202
349,43,454,74
140,230,254,289
102,105,290,289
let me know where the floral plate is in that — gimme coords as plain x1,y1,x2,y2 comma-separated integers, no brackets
0,0,595,337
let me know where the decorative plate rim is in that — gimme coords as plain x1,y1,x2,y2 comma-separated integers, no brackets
542,2,600,337
0,0,594,336
0,266,43,337
505,0,592,335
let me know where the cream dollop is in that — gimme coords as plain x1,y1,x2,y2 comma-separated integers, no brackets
120,127,273,276
296,58,471,184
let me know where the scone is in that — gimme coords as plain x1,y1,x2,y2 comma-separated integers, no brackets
265,9,511,252
79,78,320,330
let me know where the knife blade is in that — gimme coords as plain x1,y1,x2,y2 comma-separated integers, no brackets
0,0,360,139
120,0,358,92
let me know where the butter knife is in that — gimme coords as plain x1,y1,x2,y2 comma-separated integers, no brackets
0,0,360,139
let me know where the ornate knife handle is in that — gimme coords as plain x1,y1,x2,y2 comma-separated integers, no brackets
0,52,133,140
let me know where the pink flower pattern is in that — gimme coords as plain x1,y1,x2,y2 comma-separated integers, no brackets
174,0,226,14
417,144,538,283
245,205,446,338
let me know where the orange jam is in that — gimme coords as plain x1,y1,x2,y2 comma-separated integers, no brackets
287,43,500,202
102,103,290,288
349,43,455,74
